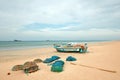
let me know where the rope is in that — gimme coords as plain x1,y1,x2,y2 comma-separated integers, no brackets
70,63,117,73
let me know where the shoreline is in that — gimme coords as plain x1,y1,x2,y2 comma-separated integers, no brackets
0,41,118,62
0,40,113,51
0,45,52,51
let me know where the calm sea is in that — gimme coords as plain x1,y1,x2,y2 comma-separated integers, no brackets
0,40,109,51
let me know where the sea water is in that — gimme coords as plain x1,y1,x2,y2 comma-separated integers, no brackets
0,40,109,51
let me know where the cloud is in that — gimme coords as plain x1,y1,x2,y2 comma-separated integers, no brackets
12,28,120,40
0,0,120,40
21,22,81,31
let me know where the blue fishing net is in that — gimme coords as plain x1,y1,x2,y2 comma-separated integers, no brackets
51,60,64,72
43,56,60,63
66,56,77,61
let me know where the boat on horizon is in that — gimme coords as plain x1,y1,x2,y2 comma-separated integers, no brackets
14,40,22,42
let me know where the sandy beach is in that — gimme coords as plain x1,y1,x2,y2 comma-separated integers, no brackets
0,41,120,80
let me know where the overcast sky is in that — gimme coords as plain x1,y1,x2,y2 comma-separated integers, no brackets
0,0,120,41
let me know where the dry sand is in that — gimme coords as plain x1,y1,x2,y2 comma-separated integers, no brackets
0,41,120,80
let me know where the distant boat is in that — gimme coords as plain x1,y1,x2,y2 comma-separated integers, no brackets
14,40,22,42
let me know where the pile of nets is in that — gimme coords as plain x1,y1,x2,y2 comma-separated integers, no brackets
12,58,42,74
23,61,39,73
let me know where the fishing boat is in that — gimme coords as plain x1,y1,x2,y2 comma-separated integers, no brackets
54,43,88,53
